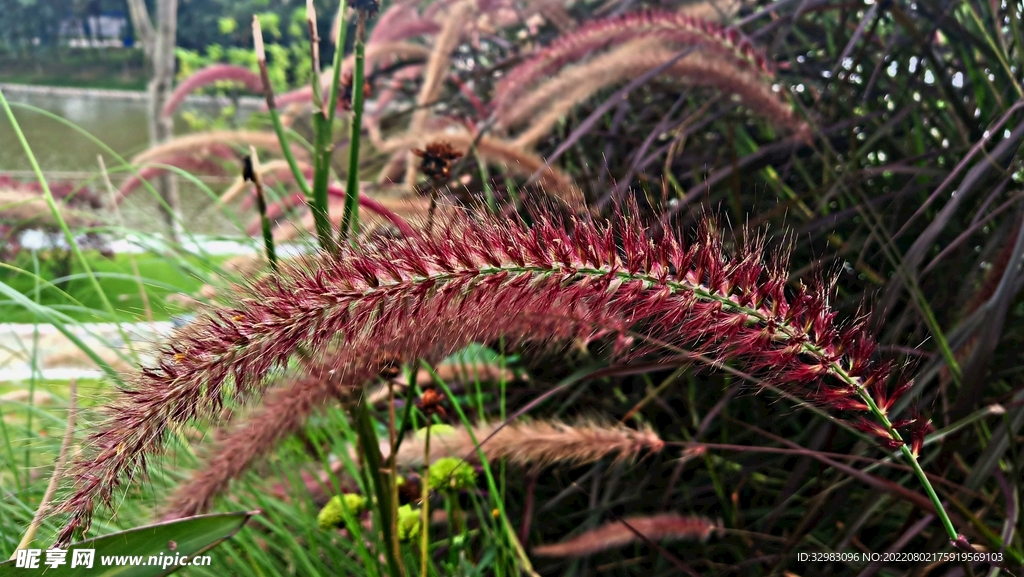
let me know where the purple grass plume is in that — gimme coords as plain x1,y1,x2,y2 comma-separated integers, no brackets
52,206,921,545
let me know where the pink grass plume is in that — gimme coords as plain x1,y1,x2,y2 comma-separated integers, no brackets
244,185,418,238
161,64,263,118
532,513,722,558
493,10,772,115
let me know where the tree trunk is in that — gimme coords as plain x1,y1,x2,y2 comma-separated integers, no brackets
125,0,155,58
146,0,183,242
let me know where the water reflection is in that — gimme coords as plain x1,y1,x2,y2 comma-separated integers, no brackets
0,91,151,171
0,88,253,236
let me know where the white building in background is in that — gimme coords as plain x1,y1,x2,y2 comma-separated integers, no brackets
60,12,129,48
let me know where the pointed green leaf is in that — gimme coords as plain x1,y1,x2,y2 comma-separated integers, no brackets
0,511,257,577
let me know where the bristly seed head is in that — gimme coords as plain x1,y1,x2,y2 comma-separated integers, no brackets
338,70,372,111
493,9,774,115
50,204,917,546
416,387,448,419
412,141,463,181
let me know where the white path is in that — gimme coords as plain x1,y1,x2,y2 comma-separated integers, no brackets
18,231,311,256
0,321,175,382
0,82,262,108
0,235,311,383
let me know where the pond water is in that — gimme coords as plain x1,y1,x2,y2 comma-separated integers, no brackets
0,88,256,237
0,91,152,172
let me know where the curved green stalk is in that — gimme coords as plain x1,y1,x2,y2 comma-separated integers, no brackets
339,12,367,243
421,426,431,577
306,0,336,253
251,175,278,272
351,401,403,577
254,14,327,247
327,0,350,130
267,109,313,200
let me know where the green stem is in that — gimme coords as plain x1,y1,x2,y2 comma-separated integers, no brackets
474,150,496,214
420,426,431,577
339,11,367,243
308,0,351,252
327,0,350,129
252,177,278,272
267,106,313,200
310,112,336,253
854,385,960,541
351,400,403,577
389,373,420,469
305,3,336,253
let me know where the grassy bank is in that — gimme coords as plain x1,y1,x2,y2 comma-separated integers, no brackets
0,250,223,323
0,49,147,91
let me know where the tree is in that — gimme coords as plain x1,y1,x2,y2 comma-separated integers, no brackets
1,0,64,53
124,0,155,56
127,0,183,241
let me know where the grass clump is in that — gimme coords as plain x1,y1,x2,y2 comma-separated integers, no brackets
3,0,1024,575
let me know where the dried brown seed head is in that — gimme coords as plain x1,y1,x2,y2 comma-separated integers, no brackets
338,70,372,111
416,387,447,418
375,351,403,379
351,0,379,16
412,141,463,181
396,474,422,505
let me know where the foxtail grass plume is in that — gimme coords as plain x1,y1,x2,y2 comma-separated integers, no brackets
118,155,229,201
493,9,772,116
165,357,523,517
531,513,721,558
500,38,805,147
390,419,664,469
377,129,584,208
53,206,919,545
161,64,263,118
132,130,309,166
160,361,354,519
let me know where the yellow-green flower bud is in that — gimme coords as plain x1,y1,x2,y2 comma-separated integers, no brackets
427,457,477,492
414,424,456,440
317,493,367,529
397,504,421,541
